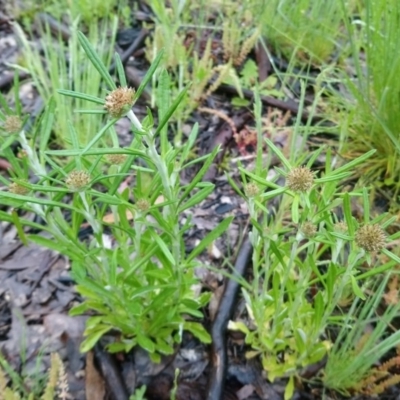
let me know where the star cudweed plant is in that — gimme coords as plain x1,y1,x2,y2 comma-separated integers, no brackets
228,94,400,398
0,33,232,360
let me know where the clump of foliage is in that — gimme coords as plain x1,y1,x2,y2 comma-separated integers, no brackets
0,34,229,361
0,352,68,400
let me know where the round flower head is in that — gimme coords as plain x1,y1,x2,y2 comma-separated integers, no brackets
104,87,135,118
9,181,29,195
301,221,317,237
334,221,348,233
355,224,386,252
107,154,127,165
245,182,260,197
4,115,22,134
65,170,91,192
286,166,314,192
136,198,150,212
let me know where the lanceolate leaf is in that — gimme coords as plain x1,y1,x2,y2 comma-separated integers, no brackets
187,216,233,263
77,31,116,90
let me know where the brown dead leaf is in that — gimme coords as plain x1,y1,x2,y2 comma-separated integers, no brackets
209,284,225,321
236,384,254,400
85,351,106,400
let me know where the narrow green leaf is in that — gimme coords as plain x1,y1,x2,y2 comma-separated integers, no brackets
150,231,175,266
315,171,353,183
0,191,78,211
178,147,219,205
57,89,105,105
156,69,171,155
363,187,370,224
154,87,188,138
46,147,146,158
39,98,56,155
77,31,116,90
178,184,215,212
291,194,299,224
135,50,164,101
265,137,292,170
11,209,28,246
187,217,233,263
180,123,198,165
74,109,107,114
155,339,174,355
137,334,156,353
328,149,376,177
343,193,355,237
80,326,112,352
184,321,211,343
82,118,118,154
114,52,127,87
350,275,366,300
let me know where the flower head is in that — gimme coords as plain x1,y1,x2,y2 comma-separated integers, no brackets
3,115,22,134
9,181,29,195
286,166,314,192
136,198,150,212
334,221,348,233
65,170,91,192
301,221,317,237
104,87,135,118
355,224,386,252
107,154,127,165
245,182,260,197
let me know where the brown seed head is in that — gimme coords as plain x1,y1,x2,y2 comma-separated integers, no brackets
355,224,386,252
104,87,135,118
4,115,22,133
286,166,314,192
65,170,91,192
107,154,127,165
9,181,29,195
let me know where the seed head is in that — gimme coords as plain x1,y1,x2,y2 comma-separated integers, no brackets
107,154,127,165
17,149,28,159
65,170,91,192
286,166,314,192
301,222,317,237
355,224,386,252
245,182,260,197
334,221,348,233
4,115,22,134
136,198,150,212
104,87,135,118
9,181,29,195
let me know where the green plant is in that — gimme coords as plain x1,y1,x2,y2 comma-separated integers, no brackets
332,0,400,189
322,272,400,395
145,0,262,137
129,385,147,400
12,0,129,26
261,0,350,63
0,352,68,400
228,93,400,399
0,34,230,361
12,16,117,148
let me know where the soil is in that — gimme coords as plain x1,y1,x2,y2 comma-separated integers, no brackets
0,2,399,400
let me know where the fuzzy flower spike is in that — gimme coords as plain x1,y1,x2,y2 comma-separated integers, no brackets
104,87,136,118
